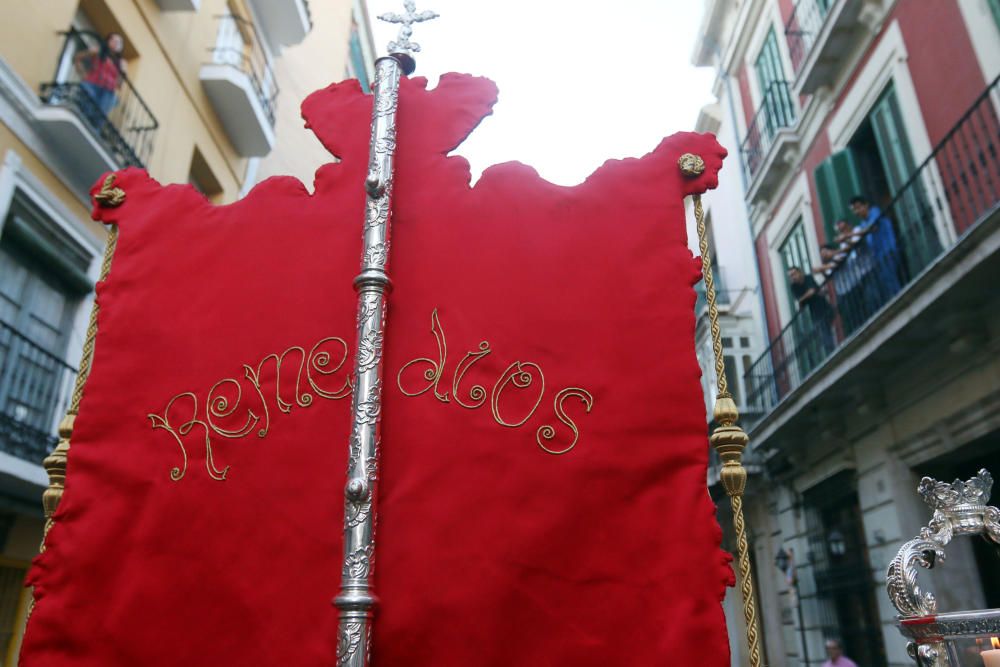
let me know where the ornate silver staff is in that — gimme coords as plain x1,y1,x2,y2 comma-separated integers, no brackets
334,3,437,666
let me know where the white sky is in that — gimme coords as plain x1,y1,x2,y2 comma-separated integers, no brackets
366,1,716,186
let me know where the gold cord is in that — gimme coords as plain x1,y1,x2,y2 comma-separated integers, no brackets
693,194,727,397
70,225,117,413
691,189,763,667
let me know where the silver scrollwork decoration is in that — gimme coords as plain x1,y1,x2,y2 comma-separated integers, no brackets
886,470,1000,619
886,538,947,617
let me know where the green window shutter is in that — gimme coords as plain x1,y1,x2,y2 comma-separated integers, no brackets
755,28,783,93
755,28,795,136
813,149,862,240
988,0,1000,32
869,85,918,196
869,84,940,268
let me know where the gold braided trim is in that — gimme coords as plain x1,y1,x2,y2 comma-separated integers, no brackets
732,493,762,667
693,194,727,398
70,225,118,413
691,188,763,667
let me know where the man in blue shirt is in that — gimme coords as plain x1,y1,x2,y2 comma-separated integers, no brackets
850,195,902,303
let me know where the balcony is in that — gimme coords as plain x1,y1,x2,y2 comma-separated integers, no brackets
0,321,77,467
745,75,1000,422
246,0,312,51
36,28,158,190
200,14,277,157
785,0,885,96
741,80,800,202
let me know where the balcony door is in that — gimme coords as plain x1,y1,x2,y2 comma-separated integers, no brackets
213,9,276,118
214,9,247,70
869,85,942,272
777,220,825,382
802,472,887,667
53,9,99,85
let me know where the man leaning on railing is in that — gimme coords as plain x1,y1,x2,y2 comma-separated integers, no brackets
849,195,903,303
788,266,835,374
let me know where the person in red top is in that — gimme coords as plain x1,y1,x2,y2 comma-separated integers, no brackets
823,638,859,667
74,32,126,122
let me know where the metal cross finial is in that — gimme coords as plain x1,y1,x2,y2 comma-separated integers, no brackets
378,0,438,55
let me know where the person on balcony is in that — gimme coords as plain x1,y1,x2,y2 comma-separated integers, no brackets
849,195,903,304
830,218,874,334
74,32,126,126
788,266,834,373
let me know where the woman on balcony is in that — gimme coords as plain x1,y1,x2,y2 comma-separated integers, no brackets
74,32,126,123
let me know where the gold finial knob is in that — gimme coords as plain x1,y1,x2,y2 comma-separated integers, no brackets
678,153,705,177
94,173,126,208
713,393,740,427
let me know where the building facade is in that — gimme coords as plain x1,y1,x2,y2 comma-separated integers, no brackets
694,0,1000,665
0,1,372,660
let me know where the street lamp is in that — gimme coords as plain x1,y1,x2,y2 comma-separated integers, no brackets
827,529,846,557
775,547,810,666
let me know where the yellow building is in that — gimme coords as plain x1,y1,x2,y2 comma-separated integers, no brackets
0,1,373,661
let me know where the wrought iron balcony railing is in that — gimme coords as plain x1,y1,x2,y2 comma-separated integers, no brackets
39,27,158,168
209,14,279,127
740,81,797,182
0,321,77,465
785,0,833,77
744,75,1000,415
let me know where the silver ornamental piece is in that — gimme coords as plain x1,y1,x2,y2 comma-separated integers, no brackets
379,0,439,55
334,8,437,665
886,469,1000,666
332,59,399,667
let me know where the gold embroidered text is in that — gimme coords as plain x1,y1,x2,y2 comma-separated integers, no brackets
396,309,594,455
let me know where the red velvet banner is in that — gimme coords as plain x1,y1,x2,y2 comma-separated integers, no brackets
22,74,732,666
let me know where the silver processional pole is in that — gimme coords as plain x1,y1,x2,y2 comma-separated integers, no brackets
334,2,438,666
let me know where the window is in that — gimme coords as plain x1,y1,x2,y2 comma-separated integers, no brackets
0,191,89,456
347,20,370,93
755,28,785,94
778,219,812,312
755,27,795,135
723,355,741,406
189,147,224,203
